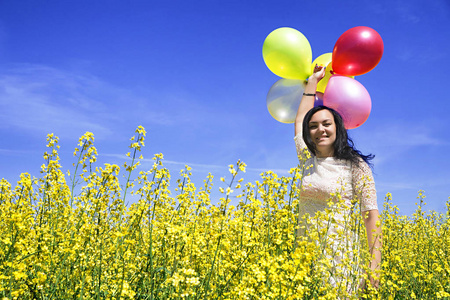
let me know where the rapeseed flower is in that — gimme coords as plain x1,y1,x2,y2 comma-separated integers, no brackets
0,126,449,299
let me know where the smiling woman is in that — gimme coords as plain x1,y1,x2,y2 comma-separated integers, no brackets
294,65,382,296
306,109,337,158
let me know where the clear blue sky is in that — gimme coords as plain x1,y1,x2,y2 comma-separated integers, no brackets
1,0,449,215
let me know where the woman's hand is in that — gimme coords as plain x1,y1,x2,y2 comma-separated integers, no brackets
308,64,326,83
358,274,380,297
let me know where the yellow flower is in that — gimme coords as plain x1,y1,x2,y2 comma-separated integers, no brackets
1,126,449,299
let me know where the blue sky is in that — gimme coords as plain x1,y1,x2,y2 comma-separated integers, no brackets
0,0,449,215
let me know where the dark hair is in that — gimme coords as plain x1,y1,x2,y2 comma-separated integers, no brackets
302,106,374,168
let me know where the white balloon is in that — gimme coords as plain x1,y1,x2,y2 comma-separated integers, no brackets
266,79,306,123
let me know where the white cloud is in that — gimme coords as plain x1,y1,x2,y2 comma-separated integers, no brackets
376,180,420,191
394,2,421,24
351,119,446,165
0,64,117,137
0,65,182,135
0,63,256,142
101,153,291,176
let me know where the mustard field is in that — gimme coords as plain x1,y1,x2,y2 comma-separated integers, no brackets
1,126,449,299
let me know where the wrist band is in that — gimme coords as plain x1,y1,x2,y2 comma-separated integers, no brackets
303,93,316,97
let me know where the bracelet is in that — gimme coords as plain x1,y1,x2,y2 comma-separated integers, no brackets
303,93,316,97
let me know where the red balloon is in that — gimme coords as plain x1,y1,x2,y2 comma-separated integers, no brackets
332,26,383,76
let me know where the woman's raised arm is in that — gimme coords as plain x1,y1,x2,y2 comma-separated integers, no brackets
294,65,326,136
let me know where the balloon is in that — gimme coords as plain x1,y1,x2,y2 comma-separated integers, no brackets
332,26,383,76
262,27,312,80
266,78,306,123
323,75,371,129
311,53,332,75
315,92,324,107
316,62,354,94
316,62,333,93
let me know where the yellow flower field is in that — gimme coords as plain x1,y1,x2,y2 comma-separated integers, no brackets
0,126,449,299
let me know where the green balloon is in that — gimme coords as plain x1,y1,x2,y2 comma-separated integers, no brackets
263,27,312,80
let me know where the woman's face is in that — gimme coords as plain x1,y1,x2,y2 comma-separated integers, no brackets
308,109,336,157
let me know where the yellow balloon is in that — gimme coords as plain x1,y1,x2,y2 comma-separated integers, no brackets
316,62,355,93
262,27,312,80
316,62,333,93
311,53,332,75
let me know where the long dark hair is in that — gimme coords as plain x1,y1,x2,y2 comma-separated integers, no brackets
302,106,374,168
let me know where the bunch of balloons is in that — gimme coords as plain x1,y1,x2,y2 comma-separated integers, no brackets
263,26,383,129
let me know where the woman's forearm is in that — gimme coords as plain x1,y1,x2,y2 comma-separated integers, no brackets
363,209,382,286
294,68,324,135
296,79,318,118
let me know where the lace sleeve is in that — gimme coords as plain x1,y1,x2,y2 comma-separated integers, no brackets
294,123,312,164
352,160,378,212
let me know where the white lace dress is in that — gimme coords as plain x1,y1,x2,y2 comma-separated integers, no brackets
294,130,378,294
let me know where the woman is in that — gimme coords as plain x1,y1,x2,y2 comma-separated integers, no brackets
294,65,381,295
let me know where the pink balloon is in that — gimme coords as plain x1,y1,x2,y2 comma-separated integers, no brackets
323,75,371,129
